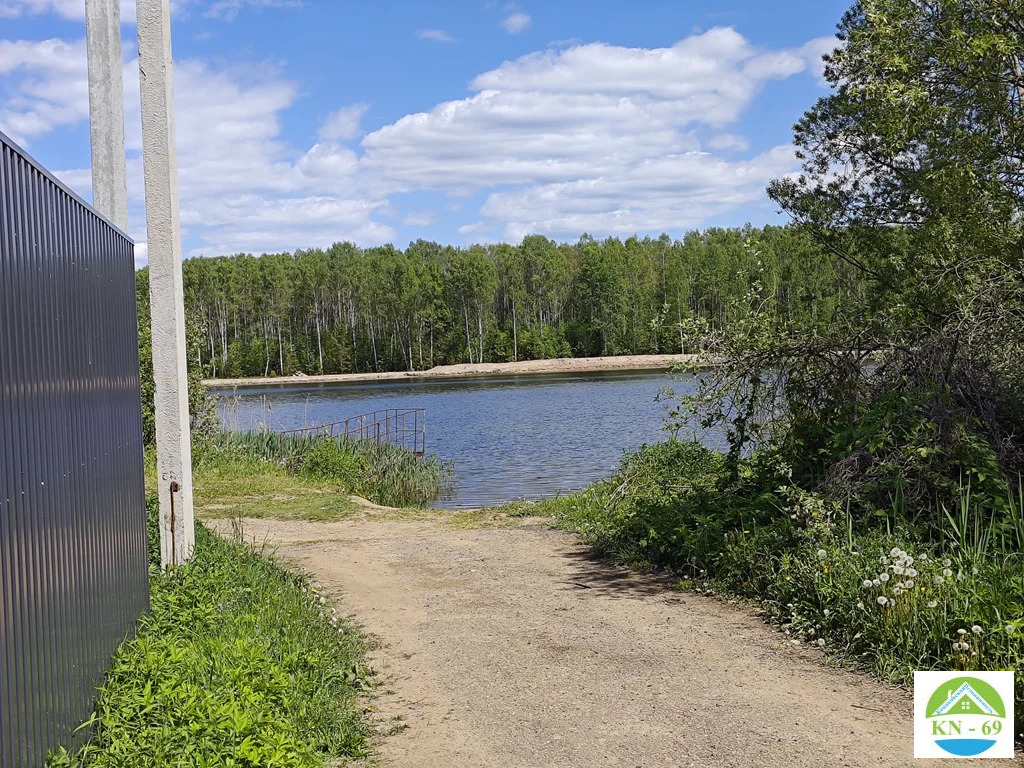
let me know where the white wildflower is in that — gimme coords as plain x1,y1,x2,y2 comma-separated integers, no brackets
890,547,901,558
942,558,952,568
856,601,865,610
876,596,888,606
817,549,827,558
927,600,938,608
879,572,890,583
957,628,968,636
892,565,905,575
942,568,953,578
971,625,982,635
1006,625,1016,634
872,578,881,587
817,638,826,647
934,576,945,585
905,579,915,589
823,608,831,617
862,580,873,590
906,568,918,578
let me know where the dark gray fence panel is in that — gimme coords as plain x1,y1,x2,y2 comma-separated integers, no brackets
0,131,149,767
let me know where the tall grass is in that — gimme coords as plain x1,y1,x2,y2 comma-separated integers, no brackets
48,500,371,767
201,431,454,508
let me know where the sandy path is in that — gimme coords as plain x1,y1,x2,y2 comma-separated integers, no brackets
203,354,703,389
224,516,999,768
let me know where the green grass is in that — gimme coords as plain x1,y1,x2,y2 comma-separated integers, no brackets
208,431,454,509
552,440,1024,739
194,453,361,522
48,500,372,767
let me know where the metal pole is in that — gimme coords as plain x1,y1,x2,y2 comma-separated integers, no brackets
136,0,195,566
84,0,129,231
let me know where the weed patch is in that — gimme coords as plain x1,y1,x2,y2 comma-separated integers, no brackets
48,500,371,767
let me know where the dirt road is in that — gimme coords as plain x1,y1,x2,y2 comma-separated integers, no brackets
226,516,992,768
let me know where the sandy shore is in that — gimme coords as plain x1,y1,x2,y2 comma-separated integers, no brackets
203,353,701,389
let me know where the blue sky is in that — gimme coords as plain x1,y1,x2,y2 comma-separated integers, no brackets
0,0,849,263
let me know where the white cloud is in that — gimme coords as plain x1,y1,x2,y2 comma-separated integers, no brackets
501,11,531,34
480,145,797,239
416,28,454,43
800,35,841,84
318,103,368,142
0,38,89,144
1,24,831,258
0,0,295,22
0,35,390,258
354,27,825,238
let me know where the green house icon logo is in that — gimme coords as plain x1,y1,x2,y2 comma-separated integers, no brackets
925,676,1006,757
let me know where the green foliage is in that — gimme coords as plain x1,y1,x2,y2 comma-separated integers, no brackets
554,443,1024,736
207,431,454,508
48,499,370,767
731,0,1024,523
174,227,858,378
137,270,218,447
301,439,369,489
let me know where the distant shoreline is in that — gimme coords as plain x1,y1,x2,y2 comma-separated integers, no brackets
203,354,703,390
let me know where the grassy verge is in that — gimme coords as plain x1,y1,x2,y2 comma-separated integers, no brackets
519,441,1024,738
206,432,454,509
48,500,372,767
192,450,361,522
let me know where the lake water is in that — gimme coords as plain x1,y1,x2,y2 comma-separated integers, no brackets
212,371,722,508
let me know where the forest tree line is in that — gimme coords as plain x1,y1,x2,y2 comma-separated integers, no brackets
139,225,868,378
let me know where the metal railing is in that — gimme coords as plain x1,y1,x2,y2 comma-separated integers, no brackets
279,408,427,456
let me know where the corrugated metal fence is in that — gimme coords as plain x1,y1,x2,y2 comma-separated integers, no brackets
0,131,149,766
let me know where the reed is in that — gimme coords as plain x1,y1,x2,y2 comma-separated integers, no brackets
201,431,454,508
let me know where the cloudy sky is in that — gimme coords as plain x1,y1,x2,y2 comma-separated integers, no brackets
0,0,847,263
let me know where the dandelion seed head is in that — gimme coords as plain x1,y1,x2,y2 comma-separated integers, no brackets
876,596,888,606
971,625,982,635
927,600,937,608
957,628,968,635
862,580,873,590
879,572,890,582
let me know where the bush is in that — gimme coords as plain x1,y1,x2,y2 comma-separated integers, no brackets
554,442,1024,738
49,499,370,767
301,439,369,491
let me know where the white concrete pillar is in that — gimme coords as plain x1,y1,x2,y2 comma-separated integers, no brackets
84,0,129,231
136,0,195,566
